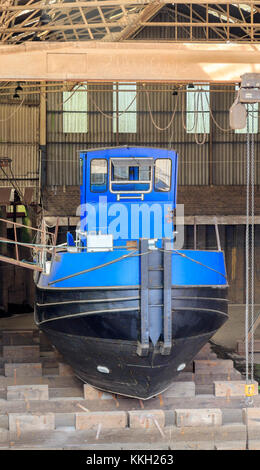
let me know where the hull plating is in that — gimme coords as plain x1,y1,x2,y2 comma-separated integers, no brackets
36,285,228,399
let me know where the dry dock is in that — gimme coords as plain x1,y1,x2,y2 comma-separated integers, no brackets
0,321,259,450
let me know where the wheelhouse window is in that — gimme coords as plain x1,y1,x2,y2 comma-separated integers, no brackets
154,159,171,192
110,157,153,193
79,157,83,186
90,159,108,192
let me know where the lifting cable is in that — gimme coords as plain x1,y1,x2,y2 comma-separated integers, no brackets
245,105,255,405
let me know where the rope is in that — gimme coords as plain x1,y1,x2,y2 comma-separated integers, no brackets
0,98,25,123
145,89,179,131
88,92,137,120
47,249,139,286
160,248,227,281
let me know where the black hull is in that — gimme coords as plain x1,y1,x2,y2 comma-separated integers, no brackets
35,285,228,399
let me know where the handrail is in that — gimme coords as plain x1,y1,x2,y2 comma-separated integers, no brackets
0,217,54,240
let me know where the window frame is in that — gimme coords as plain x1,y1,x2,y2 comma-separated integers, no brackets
113,82,137,134
154,158,172,192
63,83,88,134
109,158,153,194
90,158,108,193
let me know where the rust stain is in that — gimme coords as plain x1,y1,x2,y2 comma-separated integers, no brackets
158,394,164,407
16,419,21,440
139,399,144,409
112,394,119,408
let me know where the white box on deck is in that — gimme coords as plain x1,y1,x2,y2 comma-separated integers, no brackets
86,233,113,252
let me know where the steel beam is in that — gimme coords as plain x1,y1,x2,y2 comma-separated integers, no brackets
1,42,260,82
0,1,257,11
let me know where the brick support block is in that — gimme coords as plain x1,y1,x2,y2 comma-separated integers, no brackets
75,411,127,430
7,384,49,401
163,381,195,398
243,407,260,426
58,363,74,376
194,360,234,373
175,409,222,427
4,363,42,377
3,345,40,363
2,330,38,346
9,413,55,432
214,380,258,397
243,408,260,447
128,410,165,430
237,340,260,354
83,384,102,400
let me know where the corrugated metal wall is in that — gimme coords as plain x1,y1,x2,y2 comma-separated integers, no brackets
0,82,259,191
0,90,40,201
46,82,259,187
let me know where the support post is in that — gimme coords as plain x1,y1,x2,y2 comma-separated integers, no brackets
137,239,149,357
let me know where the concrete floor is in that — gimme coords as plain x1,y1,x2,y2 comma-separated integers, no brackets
1,304,260,352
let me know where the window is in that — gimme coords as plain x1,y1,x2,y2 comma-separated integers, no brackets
113,82,137,133
110,158,153,193
154,159,171,192
79,158,83,186
186,83,210,134
63,84,88,133
90,159,107,192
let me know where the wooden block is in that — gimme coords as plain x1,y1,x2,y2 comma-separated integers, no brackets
215,441,246,450
9,413,55,432
7,384,49,401
3,345,40,363
58,363,74,376
237,340,260,354
0,428,9,443
195,370,242,385
83,384,101,400
2,330,38,346
162,381,195,398
175,408,222,427
194,343,217,360
243,407,260,426
194,360,234,373
243,409,260,445
214,380,259,397
49,387,83,399
173,372,194,382
55,413,75,428
4,363,42,377
215,424,247,447
128,410,165,430
75,411,127,430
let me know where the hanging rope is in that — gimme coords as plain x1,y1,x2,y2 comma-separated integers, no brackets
145,88,179,131
0,98,25,123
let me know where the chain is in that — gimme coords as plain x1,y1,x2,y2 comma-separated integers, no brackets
245,113,250,389
250,104,255,384
245,104,255,405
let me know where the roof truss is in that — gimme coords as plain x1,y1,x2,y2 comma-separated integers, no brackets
0,2,260,44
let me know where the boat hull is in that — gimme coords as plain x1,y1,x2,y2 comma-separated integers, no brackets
36,285,228,399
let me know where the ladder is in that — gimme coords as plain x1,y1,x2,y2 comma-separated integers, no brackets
137,238,172,356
